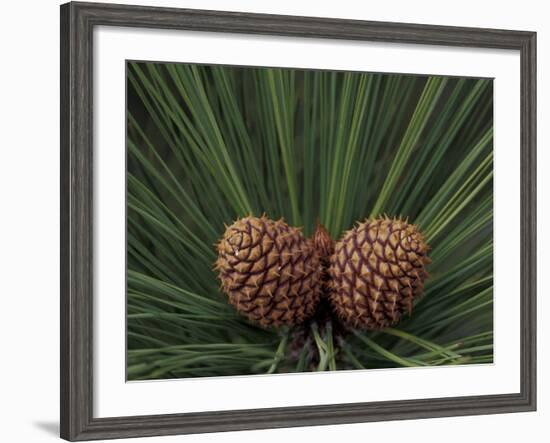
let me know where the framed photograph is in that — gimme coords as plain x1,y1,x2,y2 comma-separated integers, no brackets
60,1,536,440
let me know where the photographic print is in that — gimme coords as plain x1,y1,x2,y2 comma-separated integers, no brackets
126,61,493,381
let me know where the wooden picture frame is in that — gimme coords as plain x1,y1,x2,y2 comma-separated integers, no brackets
60,1,536,440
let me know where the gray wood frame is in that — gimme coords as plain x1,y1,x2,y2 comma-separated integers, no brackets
60,1,537,441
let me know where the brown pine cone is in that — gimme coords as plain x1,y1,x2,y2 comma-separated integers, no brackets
312,221,334,299
215,216,322,327
313,221,334,258
328,217,430,330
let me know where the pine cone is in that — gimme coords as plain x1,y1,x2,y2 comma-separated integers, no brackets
215,216,321,327
328,217,430,330
312,222,335,298
313,222,334,258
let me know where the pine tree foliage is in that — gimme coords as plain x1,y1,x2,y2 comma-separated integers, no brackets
127,62,493,380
